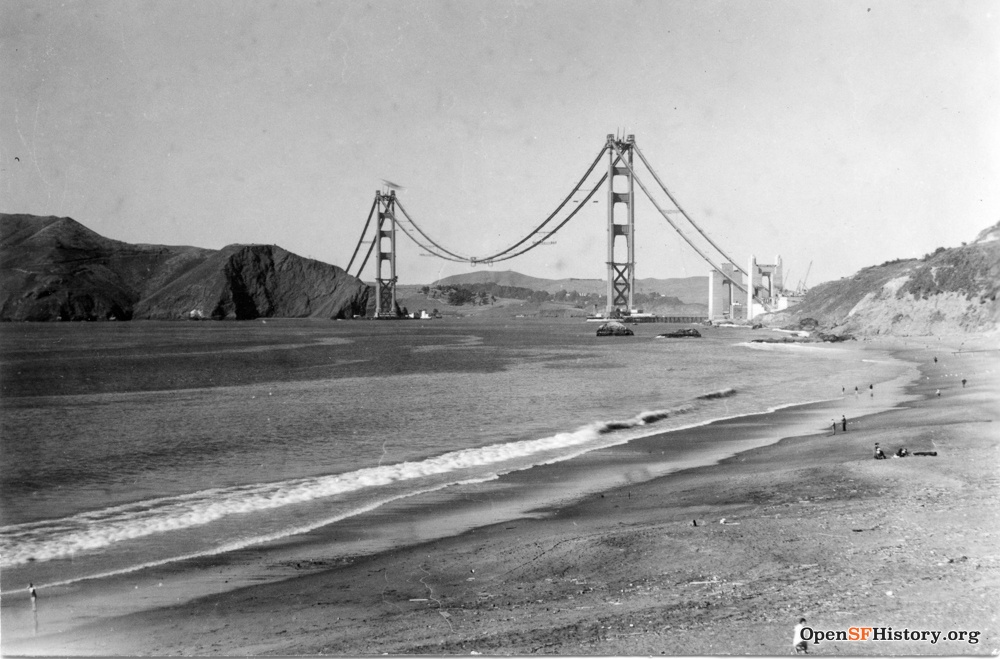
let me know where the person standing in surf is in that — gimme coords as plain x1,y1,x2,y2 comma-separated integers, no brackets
793,618,809,653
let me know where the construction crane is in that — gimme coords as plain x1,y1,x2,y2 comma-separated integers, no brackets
796,260,813,295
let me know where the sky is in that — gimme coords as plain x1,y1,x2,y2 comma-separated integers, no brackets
2,0,998,287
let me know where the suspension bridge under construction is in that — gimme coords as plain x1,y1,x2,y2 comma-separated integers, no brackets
345,134,791,321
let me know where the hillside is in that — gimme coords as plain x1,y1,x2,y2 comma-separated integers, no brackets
395,285,705,320
761,222,1000,336
0,214,371,321
432,270,707,304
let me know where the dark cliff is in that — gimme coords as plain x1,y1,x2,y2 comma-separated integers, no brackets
0,214,371,321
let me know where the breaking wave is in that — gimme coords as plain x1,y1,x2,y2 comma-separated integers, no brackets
737,341,850,355
1,406,689,569
697,387,737,400
22,475,500,592
0,393,734,571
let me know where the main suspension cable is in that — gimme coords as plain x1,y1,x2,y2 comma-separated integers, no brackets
351,137,765,308
389,142,611,265
345,196,379,274
609,141,752,297
473,144,610,261
393,199,472,262
476,171,608,263
633,143,748,277
392,169,608,266
353,232,377,278
392,210,471,263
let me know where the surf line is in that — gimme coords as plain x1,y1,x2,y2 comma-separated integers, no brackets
0,476,499,594
4,399,706,563
3,390,765,577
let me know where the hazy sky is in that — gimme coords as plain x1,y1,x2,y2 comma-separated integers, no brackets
3,0,998,287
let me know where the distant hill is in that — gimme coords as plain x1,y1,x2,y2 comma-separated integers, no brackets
432,270,707,304
761,222,1000,336
0,214,371,321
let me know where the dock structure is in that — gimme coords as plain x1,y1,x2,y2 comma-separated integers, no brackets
631,315,706,324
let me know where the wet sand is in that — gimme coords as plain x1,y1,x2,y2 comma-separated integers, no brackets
4,337,998,655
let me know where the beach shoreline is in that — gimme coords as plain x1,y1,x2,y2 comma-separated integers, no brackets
3,336,998,655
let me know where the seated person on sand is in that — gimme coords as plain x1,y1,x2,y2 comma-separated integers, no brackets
873,444,886,460
895,447,909,458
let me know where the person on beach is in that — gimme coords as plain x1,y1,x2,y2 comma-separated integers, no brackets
854,386,859,399
28,583,36,611
895,447,909,458
841,415,847,432
832,420,837,435
793,618,809,654
874,443,886,460
869,384,874,398
962,378,967,388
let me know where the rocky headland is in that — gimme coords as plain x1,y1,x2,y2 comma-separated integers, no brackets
0,214,371,321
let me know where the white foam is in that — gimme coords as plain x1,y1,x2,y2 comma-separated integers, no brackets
737,341,850,355
3,475,500,594
1,402,699,568
2,424,613,566
4,345,914,574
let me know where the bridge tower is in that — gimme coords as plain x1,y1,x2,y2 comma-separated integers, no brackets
606,134,636,317
374,190,398,318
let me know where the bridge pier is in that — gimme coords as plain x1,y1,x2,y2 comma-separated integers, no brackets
708,262,745,321
606,134,635,317
747,255,784,319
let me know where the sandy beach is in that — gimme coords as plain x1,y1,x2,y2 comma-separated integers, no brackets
4,336,998,656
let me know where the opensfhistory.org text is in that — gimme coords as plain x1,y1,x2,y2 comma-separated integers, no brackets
801,626,981,645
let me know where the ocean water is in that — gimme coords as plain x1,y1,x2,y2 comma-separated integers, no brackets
0,319,910,593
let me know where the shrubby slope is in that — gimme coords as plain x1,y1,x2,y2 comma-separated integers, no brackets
433,269,707,304
761,222,999,336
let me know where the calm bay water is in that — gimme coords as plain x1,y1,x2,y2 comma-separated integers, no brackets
0,318,909,592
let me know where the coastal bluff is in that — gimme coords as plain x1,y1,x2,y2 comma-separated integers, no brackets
762,221,1000,336
0,214,370,321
